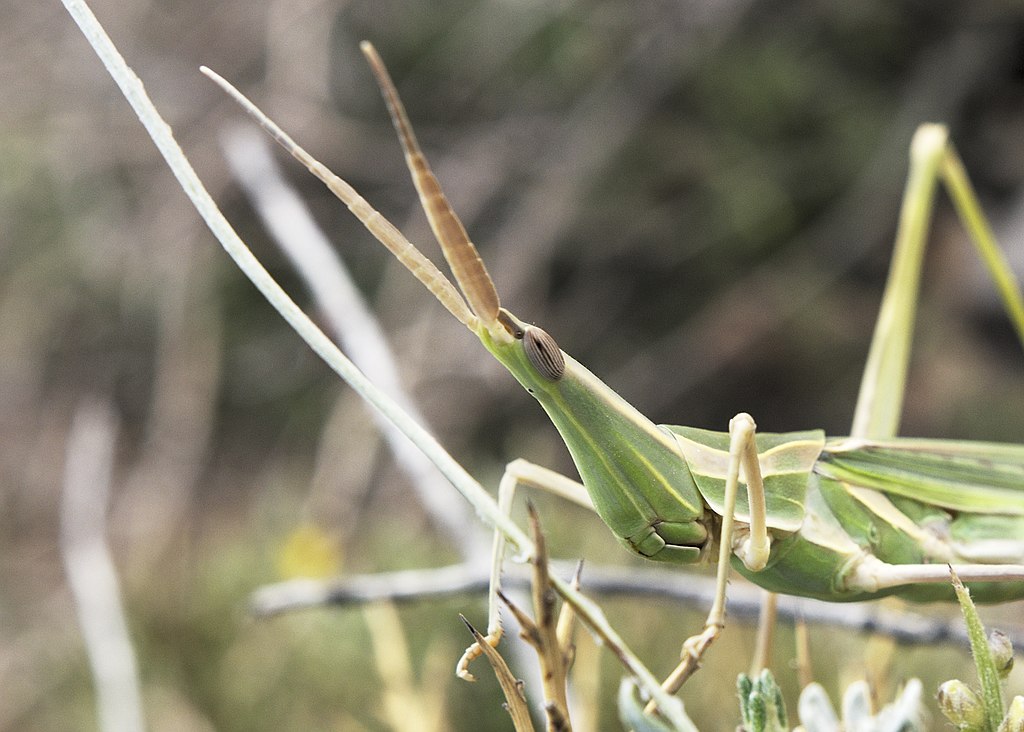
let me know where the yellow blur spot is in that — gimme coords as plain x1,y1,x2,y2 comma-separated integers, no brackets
277,524,342,579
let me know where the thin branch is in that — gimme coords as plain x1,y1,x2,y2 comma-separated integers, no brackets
520,506,572,729
250,561,1024,650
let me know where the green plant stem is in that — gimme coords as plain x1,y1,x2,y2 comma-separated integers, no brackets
952,568,1005,731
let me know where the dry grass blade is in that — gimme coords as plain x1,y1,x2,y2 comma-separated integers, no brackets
363,603,446,732
460,616,535,732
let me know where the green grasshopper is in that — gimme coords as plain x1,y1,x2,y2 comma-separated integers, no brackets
206,43,1024,696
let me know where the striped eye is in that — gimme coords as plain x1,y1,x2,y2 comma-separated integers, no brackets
523,326,565,381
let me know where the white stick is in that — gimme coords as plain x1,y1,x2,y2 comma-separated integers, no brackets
60,399,145,732
219,127,488,559
57,0,531,554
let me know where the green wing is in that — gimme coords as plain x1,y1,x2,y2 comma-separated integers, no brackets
817,437,1024,515
664,425,825,531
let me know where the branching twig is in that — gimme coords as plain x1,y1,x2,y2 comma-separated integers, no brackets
514,506,573,730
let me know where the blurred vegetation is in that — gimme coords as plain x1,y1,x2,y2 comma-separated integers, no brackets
4,0,1024,729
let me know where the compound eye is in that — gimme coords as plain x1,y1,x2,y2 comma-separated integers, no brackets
523,326,565,381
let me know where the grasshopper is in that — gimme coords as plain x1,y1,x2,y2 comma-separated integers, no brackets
204,43,1024,697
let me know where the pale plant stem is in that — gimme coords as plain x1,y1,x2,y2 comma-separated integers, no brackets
60,399,145,732
57,1,690,724
250,561,1024,649
58,0,530,556
219,126,488,560
750,590,777,675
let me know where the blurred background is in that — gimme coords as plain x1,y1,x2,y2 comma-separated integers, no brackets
4,0,1024,729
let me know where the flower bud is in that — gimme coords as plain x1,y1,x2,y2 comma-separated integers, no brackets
989,630,1015,680
998,695,1024,732
937,680,986,730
